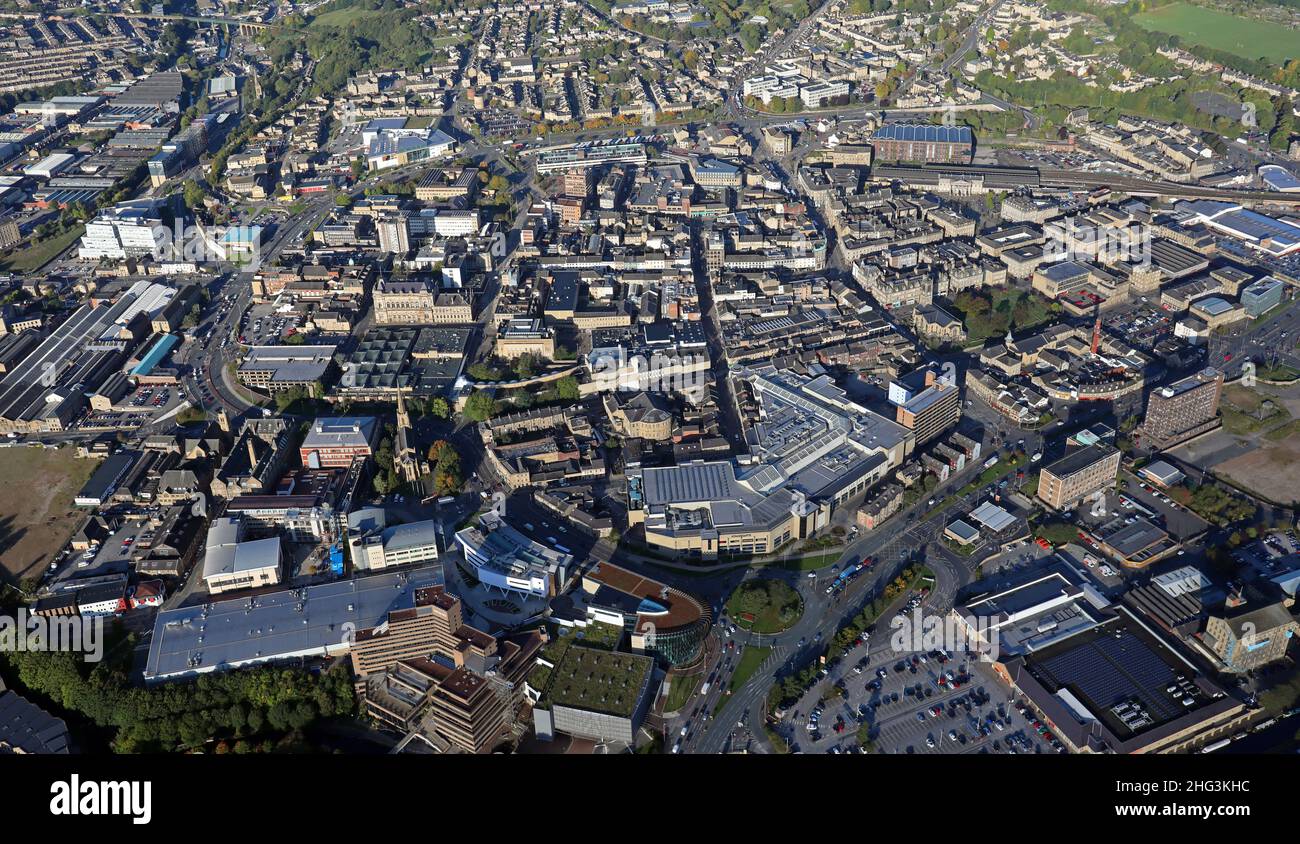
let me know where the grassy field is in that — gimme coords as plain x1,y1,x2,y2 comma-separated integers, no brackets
0,446,99,584
0,225,84,274
1220,384,1291,435
721,646,771,705
307,7,388,28
777,550,844,571
1134,3,1299,65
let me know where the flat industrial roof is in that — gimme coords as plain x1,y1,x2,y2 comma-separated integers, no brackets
145,565,445,681
1010,607,1236,751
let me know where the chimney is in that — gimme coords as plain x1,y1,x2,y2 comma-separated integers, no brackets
1225,586,1248,610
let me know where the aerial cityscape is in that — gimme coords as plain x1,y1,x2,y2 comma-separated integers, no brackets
1,0,1300,774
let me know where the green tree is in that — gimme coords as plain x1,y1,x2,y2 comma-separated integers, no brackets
555,375,580,401
182,178,207,211
513,353,537,380
462,390,498,422
432,442,463,496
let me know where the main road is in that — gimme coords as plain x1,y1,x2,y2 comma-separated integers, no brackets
685,448,1023,754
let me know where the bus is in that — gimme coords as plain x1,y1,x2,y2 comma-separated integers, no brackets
1199,738,1231,754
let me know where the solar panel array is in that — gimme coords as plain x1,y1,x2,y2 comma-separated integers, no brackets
1038,630,1182,725
872,123,974,143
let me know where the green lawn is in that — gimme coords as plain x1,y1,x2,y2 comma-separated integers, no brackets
1264,419,1300,442
307,7,387,28
1259,364,1300,383
1134,3,1299,65
778,551,845,571
1220,386,1290,435
726,646,771,696
663,673,700,714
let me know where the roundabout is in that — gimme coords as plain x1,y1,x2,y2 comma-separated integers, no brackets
725,578,805,635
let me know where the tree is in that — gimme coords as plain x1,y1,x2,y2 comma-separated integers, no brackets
555,375,580,401
513,352,537,380
428,396,450,419
182,178,207,211
432,442,463,497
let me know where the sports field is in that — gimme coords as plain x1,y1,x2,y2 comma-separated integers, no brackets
1134,3,1298,65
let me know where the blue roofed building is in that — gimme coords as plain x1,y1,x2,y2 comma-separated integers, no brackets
130,332,179,377
870,123,974,163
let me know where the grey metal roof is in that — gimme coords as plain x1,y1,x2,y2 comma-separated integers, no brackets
383,520,441,554
301,416,378,451
0,690,70,753
144,565,444,681
640,461,737,508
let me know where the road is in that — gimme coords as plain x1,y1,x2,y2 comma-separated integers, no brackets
683,444,1030,754
1206,294,1300,375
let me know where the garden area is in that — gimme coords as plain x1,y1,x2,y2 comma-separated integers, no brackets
663,673,701,714
948,287,1058,343
726,579,804,634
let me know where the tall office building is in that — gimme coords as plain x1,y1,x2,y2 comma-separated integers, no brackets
1037,445,1122,510
1139,368,1223,450
352,586,544,753
892,368,961,446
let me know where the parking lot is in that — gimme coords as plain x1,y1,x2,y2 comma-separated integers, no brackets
123,384,176,412
46,518,153,588
1117,475,1211,540
238,304,300,346
773,634,1061,755
1236,528,1300,577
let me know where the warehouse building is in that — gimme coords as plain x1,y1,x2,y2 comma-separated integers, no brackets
870,123,974,164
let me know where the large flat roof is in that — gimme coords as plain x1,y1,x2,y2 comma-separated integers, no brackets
1007,606,1238,752
145,565,444,681
301,416,378,451
538,642,655,718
